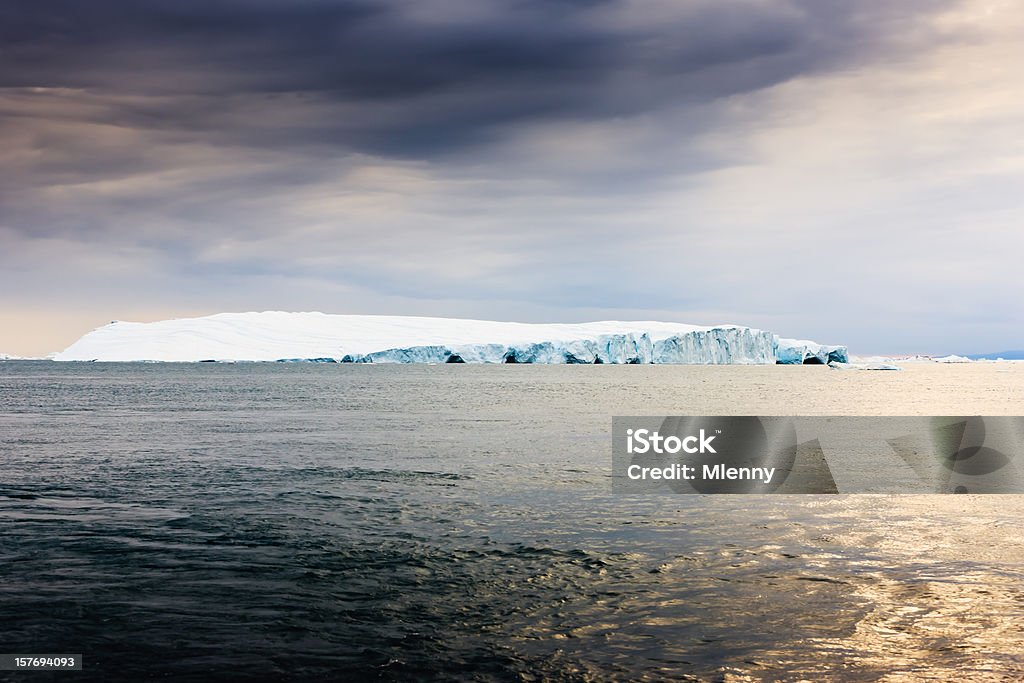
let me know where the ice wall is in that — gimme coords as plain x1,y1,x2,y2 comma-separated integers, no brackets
774,337,849,364
53,312,841,364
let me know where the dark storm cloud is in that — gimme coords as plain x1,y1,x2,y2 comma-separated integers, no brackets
10,0,1021,359
0,0,954,157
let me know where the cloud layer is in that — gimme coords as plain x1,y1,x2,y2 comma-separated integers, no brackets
2,0,1022,355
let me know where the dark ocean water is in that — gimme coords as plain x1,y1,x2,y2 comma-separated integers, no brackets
1,362,1023,681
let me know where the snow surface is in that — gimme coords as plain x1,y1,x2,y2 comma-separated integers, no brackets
52,312,847,364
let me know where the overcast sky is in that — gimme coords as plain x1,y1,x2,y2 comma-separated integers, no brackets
2,0,1022,356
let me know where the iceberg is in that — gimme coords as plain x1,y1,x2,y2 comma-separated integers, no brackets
773,337,848,365
52,312,846,365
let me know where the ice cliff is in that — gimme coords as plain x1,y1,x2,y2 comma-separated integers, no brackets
773,338,849,365
52,312,847,364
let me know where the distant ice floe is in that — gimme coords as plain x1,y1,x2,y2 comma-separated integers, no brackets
0,353,38,361
842,354,1023,369
51,311,855,365
828,361,902,371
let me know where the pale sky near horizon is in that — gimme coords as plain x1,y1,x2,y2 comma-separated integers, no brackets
2,0,1023,357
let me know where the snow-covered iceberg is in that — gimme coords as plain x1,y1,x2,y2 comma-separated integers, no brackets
52,312,845,364
774,337,848,365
